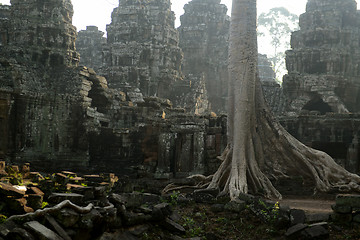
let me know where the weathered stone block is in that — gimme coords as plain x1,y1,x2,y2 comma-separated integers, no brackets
48,193,84,205
332,204,352,214
55,208,80,228
331,213,352,224
302,225,329,239
336,194,360,208
353,214,360,223
24,221,62,240
285,223,308,239
305,213,330,223
161,217,186,234
224,199,246,213
7,228,35,240
290,209,306,226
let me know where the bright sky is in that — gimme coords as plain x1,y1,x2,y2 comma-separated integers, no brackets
0,0,311,32
1,0,359,32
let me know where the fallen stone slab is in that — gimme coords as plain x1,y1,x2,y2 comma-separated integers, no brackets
83,174,103,183
56,208,80,228
309,222,328,229
6,197,34,214
302,225,329,239
48,193,84,205
29,186,44,196
128,224,149,236
161,217,186,234
305,212,330,223
285,223,307,239
332,204,352,214
290,209,306,226
0,182,25,197
225,199,246,213
46,215,72,240
24,221,63,240
0,220,17,237
336,194,360,208
98,231,139,240
7,227,35,240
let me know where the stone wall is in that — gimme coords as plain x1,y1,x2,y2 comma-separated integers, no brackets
280,113,360,174
283,0,360,115
0,0,99,169
179,0,230,114
0,0,225,177
258,54,287,115
99,0,183,103
8,0,79,67
0,4,10,47
76,26,106,69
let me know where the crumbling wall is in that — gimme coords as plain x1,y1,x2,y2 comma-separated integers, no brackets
283,0,360,115
0,4,10,47
99,0,183,102
178,0,230,114
76,26,106,70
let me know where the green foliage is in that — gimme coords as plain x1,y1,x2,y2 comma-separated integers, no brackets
0,215,7,224
183,216,204,237
41,201,48,209
258,7,299,81
257,200,280,224
169,191,179,206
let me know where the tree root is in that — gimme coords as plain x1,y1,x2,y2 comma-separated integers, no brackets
7,200,94,223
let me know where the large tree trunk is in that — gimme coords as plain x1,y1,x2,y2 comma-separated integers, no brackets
208,0,360,200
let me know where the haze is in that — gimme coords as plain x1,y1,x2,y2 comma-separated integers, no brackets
1,0,360,32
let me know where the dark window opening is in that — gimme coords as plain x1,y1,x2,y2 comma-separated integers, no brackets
302,97,332,115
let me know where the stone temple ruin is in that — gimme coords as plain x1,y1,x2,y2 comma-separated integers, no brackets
1,0,360,181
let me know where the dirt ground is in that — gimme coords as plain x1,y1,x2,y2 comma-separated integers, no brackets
280,197,335,213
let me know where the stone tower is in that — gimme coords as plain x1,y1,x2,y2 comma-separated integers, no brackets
100,0,183,101
178,0,230,114
283,0,360,115
77,26,106,69
9,0,79,67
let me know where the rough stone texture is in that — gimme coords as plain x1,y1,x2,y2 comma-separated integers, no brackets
283,0,360,115
336,194,360,208
9,0,79,67
100,0,183,103
258,54,287,115
76,26,106,70
24,221,63,240
178,0,230,114
279,114,360,173
0,4,10,47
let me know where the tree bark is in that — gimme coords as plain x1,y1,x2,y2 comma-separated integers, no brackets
208,0,360,200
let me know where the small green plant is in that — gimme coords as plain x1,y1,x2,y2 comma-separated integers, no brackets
80,183,88,187
142,232,149,239
257,200,280,224
41,201,49,209
0,215,7,224
183,217,204,237
169,191,179,206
